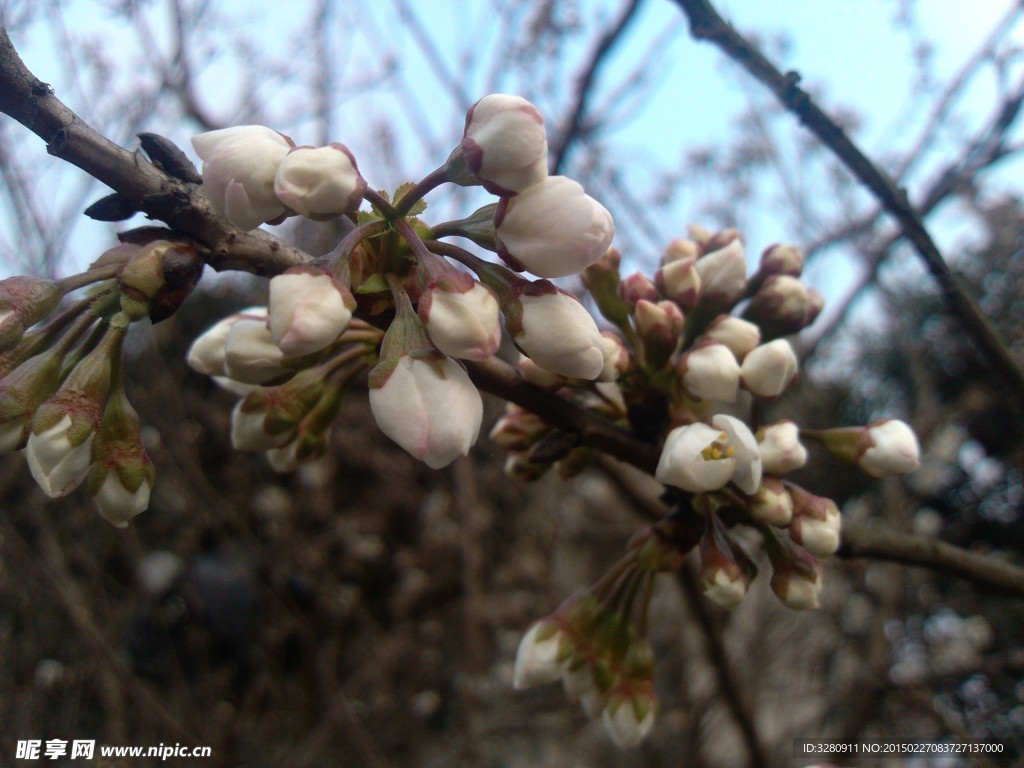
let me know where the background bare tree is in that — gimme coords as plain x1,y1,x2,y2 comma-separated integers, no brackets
1,1,1022,766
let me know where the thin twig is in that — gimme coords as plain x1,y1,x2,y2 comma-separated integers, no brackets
669,0,1024,402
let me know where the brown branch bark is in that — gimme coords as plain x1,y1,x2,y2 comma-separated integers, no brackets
669,0,1024,403
0,26,310,276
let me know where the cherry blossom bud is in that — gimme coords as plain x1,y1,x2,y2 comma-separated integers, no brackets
513,618,567,689
656,415,761,495
598,332,630,382
694,239,747,309
740,339,799,398
508,284,605,379
273,143,366,219
757,420,807,475
744,275,818,337
699,511,755,608
810,419,920,478
601,644,657,748
496,176,615,278
758,243,804,278
460,94,549,195
27,327,123,498
187,306,268,377
655,257,701,311
677,341,740,403
618,272,659,309
581,248,631,327
230,366,327,451
765,526,823,609
746,476,793,527
370,355,482,469
0,276,64,351
0,351,65,453
419,275,501,361
661,237,700,264
788,485,842,558
861,419,920,477
192,125,293,230
268,268,355,357
224,315,291,385
88,386,155,527
702,315,761,361
633,299,684,369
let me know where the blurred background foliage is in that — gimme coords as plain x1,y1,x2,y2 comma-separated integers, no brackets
0,1,1023,766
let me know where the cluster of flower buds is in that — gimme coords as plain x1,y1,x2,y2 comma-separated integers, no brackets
497,225,922,746
186,93,617,469
0,237,203,525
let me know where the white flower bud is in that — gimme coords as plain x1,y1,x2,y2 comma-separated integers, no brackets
655,257,701,310
420,280,501,361
860,419,920,477
514,292,605,379
187,306,268,377
26,415,94,498
192,125,292,230
694,239,747,307
701,569,748,609
741,339,798,398
757,420,807,475
268,271,354,357
791,501,842,558
512,620,565,690
703,315,760,361
772,566,823,610
496,176,615,278
273,144,366,219
369,356,483,469
223,317,290,385
602,695,657,749
461,94,549,195
94,472,152,528
678,342,740,402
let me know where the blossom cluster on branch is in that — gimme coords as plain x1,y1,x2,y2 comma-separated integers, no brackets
0,90,921,748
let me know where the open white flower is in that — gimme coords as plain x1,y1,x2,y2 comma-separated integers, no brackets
657,417,761,494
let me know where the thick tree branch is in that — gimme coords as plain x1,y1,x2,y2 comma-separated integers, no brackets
0,26,310,276
669,0,1024,402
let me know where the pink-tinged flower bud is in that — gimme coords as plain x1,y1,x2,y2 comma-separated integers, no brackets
618,272,659,309
632,299,684,369
677,341,740,403
0,276,64,351
656,415,761,495
598,332,630,383
655,257,701,311
694,239,747,309
192,125,293,230
513,618,567,689
758,243,804,278
268,268,355,357
661,237,700,265
740,339,799,398
757,420,807,475
224,316,291,385
369,355,483,469
509,285,605,379
496,176,615,278
743,275,818,337
419,275,501,361
702,315,760,361
746,476,793,527
273,143,366,219
788,485,842,558
26,327,124,498
461,94,549,195
516,354,565,389
861,419,920,477
187,306,268,377
88,387,155,527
